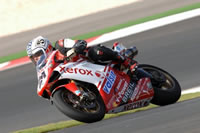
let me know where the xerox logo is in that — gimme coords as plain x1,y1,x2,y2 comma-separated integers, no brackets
103,70,116,94
59,66,94,76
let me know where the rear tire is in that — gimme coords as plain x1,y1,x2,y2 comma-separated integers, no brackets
138,64,181,106
53,88,105,123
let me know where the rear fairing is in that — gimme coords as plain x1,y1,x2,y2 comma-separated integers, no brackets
107,78,154,113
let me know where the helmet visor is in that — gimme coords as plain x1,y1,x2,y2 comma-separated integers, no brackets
30,49,46,68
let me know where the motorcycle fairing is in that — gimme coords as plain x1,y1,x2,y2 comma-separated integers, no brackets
130,78,154,102
107,77,154,113
53,60,134,111
107,98,152,113
54,60,108,88
52,82,81,96
36,51,58,96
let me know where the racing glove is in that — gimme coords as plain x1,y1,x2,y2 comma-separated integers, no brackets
73,40,87,54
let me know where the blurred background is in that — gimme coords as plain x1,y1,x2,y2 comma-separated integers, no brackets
0,0,139,37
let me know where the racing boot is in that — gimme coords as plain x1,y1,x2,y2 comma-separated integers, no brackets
115,45,138,72
116,53,138,72
123,58,138,72
115,50,138,80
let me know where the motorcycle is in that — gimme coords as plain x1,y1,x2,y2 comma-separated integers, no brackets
35,43,181,123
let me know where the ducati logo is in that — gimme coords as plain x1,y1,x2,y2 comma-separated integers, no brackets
95,71,105,79
95,71,101,77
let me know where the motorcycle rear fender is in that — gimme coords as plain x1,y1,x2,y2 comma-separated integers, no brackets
51,82,81,97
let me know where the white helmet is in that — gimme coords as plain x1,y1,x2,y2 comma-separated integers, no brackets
26,36,53,68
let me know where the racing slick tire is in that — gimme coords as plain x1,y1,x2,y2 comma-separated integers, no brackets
138,64,181,106
52,88,106,123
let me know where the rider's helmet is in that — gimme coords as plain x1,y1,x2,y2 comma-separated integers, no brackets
26,36,53,68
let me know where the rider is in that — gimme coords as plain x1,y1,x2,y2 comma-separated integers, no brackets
26,36,138,73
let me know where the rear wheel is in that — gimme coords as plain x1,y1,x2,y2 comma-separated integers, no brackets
138,64,181,106
52,84,105,123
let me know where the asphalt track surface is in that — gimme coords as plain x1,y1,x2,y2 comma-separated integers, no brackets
0,15,200,133
0,0,198,57
53,98,200,133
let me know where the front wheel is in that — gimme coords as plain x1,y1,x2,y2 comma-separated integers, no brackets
138,64,181,106
52,87,105,123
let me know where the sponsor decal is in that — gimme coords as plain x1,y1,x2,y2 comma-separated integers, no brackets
113,101,118,108
131,78,147,100
130,78,153,101
116,81,128,103
95,71,101,77
107,95,116,109
124,98,151,111
115,81,136,104
37,39,45,46
59,66,93,76
147,81,153,89
141,78,150,95
115,79,123,93
107,98,152,113
95,71,105,79
130,80,142,101
39,71,46,80
103,70,116,94
130,86,139,101
122,82,136,103
38,71,47,91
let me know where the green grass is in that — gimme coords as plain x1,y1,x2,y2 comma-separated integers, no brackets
13,92,200,133
1,3,200,64
0,51,27,63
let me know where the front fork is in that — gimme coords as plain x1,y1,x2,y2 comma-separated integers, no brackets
50,80,95,104
50,80,81,104
136,68,153,79
136,68,166,86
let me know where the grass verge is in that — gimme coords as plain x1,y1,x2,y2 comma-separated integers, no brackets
13,92,200,133
1,2,200,64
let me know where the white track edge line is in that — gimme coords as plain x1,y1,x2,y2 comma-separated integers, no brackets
182,86,200,95
89,8,200,45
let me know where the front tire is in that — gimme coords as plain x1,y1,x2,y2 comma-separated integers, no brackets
138,64,181,106
53,88,105,123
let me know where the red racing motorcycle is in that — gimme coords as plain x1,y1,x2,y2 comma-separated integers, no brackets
35,43,181,123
